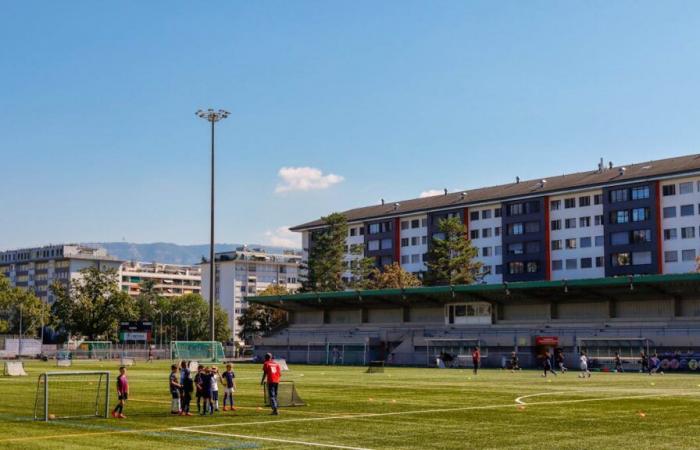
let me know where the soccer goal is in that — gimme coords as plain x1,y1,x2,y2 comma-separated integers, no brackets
366,360,385,373
577,337,653,371
4,360,27,376
74,341,113,360
170,341,225,362
263,381,305,407
33,371,110,421
326,342,368,365
425,338,485,368
277,358,290,371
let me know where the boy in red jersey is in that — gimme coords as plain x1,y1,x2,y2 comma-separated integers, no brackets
260,353,281,415
112,366,128,418
472,347,481,375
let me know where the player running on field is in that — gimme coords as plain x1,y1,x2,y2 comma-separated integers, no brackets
112,366,128,418
640,351,649,373
261,353,281,415
472,347,481,375
510,351,520,372
555,349,567,373
578,351,591,378
542,351,556,377
222,364,237,411
169,364,182,414
614,352,624,373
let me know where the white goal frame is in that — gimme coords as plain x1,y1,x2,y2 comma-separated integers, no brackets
34,371,110,421
425,338,485,368
4,360,27,376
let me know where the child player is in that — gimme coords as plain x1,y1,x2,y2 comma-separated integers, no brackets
211,366,220,412
112,366,128,418
578,351,591,378
194,366,204,413
181,364,194,416
614,352,624,373
169,364,182,414
222,364,237,411
510,351,520,372
200,367,214,415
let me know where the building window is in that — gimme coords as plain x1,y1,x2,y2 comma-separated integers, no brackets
525,241,540,254
508,223,524,235
411,254,421,263
565,238,577,249
551,220,561,230
581,257,593,269
594,215,604,226
368,240,380,251
411,237,419,246
611,210,629,224
609,189,628,203
664,251,678,263
580,237,592,248
632,229,652,243
610,231,630,246
350,228,357,237
595,256,604,267
401,238,409,247
381,238,392,250
679,182,693,195
495,264,503,274
564,198,576,209
481,210,492,219
579,216,591,227
632,251,652,265
631,186,650,200
681,227,696,239
494,208,502,218
611,253,631,266
565,218,577,229
495,227,501,237
526,261,539,273
663,206,677,218
595,235,604,247
401,221,409,230
470,230,479,240
369,223,380,234
411,219,420,228
594,194,603,205
664,228,677,240
495,246,502,256
631,207,650,222
421,236,428,245
525,221,540,233
551,200,561,210
470,211,480,221
578,196,591,207
508,203,523,216
421,218,428,227
482,228,492,238
507,243,524,255
551,240,562,251
401,255,410,264
565,259,577,270
680,204,695,216
482,247,492,257
662,184,676,196
682,249,697,261
509,262,524,274
552,260,563,271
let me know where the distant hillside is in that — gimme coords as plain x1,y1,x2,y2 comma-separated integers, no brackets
86,242,297,265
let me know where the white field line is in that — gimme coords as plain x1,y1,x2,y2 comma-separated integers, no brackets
172,427,373,450
175,391,700,430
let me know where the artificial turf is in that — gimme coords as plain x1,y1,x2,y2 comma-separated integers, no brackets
1,360,699,449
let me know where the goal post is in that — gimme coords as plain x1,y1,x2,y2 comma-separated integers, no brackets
74,341,113,360
263,381,305,407
325,342,368,365
425,338,485,368
170,341,225,362
34,371,110,421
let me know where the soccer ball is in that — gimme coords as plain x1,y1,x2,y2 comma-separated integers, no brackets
48,414,56,420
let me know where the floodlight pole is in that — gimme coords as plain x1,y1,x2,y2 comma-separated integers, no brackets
196,108,230,344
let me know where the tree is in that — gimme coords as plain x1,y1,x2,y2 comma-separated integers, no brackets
301,212,348,292
163,293,231,342
424,217,483,285
369,263,422,289
237,285,288,341
50,267,136,340
346,243,377,290
0,275,49,336
135,278,162,320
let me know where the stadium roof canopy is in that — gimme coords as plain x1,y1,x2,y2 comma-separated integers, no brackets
248,273,700,311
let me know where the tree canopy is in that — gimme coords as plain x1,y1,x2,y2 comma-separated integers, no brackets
369,262,422,289
424,217,483,285
0,275,48,336
301,212,348,292
237,284,288,342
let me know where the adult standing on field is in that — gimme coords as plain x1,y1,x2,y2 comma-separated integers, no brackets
472,347,481,375
261,353,281,415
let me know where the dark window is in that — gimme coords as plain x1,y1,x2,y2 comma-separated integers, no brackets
470,230,479,240
610,231,630,246
481,209,492,219
594,194,603,205
509,261,524,274
663,207,676,218
595,256,604,267
524,221,540,233
550,200,561,210
508,223,524,235
565,218,577,229
581,257,593,269
564,198,576,208
595,215,604,226
494,208,502,218
401,238,409,247
680,204,695,216
662,185,676,196
551,240,562,250
610,210,629,224
578,196,591,207
631,186,650,200
552,260,563,271
470,211,479,221
508,203,523,216
632,229,652,243
507,243,524,255
411,219,420,228
495,264,503,274
631,207,650,222
551,220,561,230
609,189,628,203
579,216,591,227
664,228,677,240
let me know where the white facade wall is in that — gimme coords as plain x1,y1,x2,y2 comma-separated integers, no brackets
660,176,700,273
399,215,428,274
549,190,605,280
467,204,503,284
344,224,366,279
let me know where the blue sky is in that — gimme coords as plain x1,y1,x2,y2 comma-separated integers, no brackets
2,1,700,250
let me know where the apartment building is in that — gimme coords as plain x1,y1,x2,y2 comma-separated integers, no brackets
200,247,302,341
120,261,201,297
0,244,122,303
292,154,700,283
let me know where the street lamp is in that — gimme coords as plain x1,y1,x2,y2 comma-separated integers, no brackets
196,108,230,343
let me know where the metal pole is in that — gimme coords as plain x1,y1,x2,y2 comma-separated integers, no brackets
209,118,216,343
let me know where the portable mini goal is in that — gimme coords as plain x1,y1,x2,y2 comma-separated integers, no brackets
4,360,27,376
263,381,305,407
34,371,110,421
366,360,385,373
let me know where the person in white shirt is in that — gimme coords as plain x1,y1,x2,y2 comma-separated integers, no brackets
579,352,591,378
211,366,220,411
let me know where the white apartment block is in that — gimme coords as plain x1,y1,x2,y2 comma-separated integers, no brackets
201,247,302,342
660,176,700,273
120,261,201,297
0,244,123,303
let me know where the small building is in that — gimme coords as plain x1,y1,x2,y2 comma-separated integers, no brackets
250,273,700,369
120,261,201,297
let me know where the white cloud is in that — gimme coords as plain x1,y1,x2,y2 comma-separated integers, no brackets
264,226,300,248
419,189,444,198
275,167,344,193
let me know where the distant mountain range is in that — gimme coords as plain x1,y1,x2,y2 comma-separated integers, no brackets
86,242,298,265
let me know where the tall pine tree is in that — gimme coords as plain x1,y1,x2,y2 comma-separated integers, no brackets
424,216,483,285
301,212,348,292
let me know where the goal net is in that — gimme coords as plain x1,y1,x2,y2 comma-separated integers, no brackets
263,381,305,407
277,358,290,371
425,338,485,368
366,360,384,373
74,341,113,360
4,361,27,376
326,342,368,365
170,341,225,362
577,337,652,371
56,350,72,367
34,371,110,421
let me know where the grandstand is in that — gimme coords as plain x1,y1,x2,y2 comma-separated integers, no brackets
250,273,700,369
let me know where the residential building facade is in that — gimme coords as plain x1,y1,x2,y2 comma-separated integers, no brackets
0,244,123,303
292,154,700,283
120,261,201,297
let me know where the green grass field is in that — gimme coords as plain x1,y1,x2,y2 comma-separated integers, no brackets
1,360,700,449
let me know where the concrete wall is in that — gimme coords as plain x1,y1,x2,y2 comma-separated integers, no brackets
615,299,674,318
556,301,609,320
367,308,402,323
502,302,550,320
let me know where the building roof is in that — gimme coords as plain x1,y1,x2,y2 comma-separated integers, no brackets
291,153,700,231
248,273,700,311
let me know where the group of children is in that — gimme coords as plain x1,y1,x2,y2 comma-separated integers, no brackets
169,362,237,416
